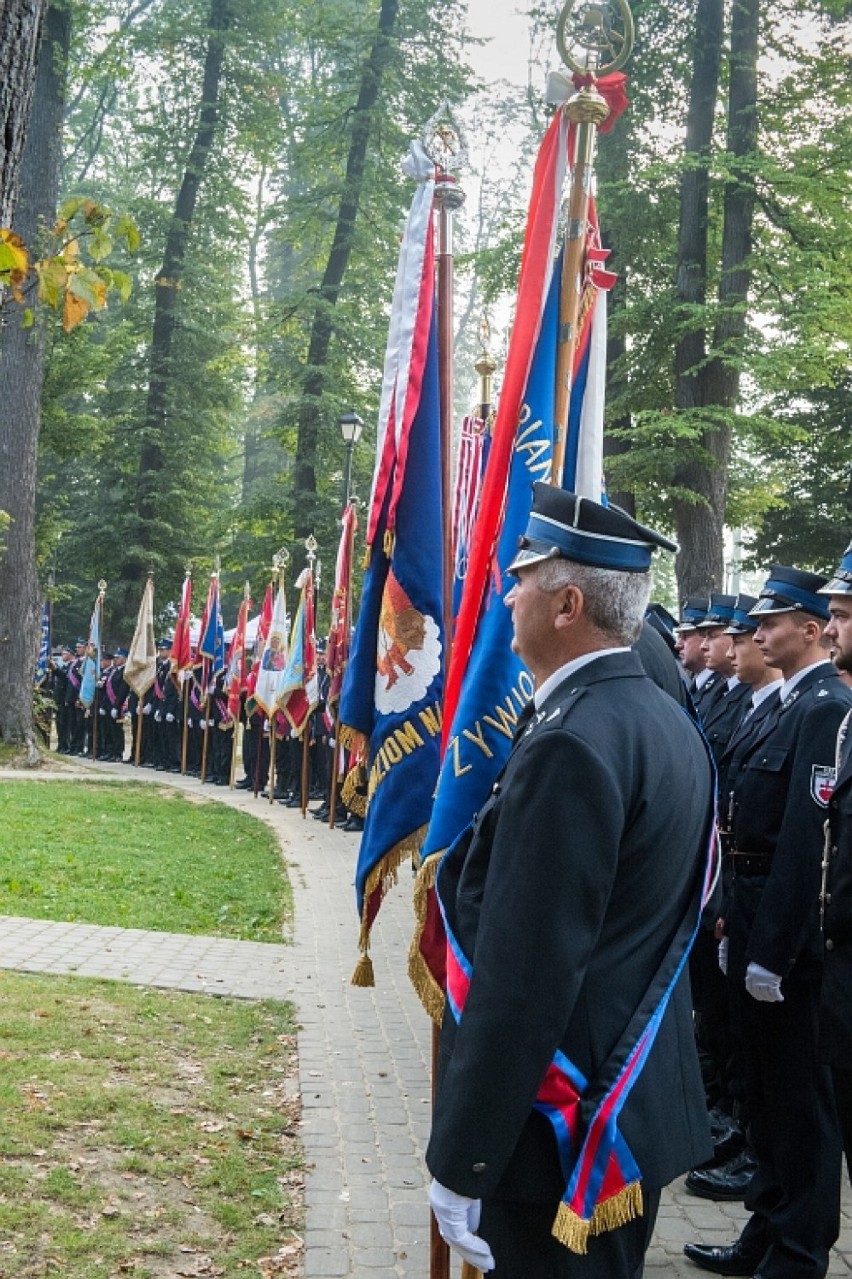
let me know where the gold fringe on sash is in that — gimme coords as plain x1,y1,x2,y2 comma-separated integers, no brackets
551,1182,643,1255
349,826,427,989
407,850,446,1024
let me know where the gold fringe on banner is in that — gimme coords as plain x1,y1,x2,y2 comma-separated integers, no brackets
408,850,446,1024
551,1182,643,1255
349,826,427,990
341,764,368,817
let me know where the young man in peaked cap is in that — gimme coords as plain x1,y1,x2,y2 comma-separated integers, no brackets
427,483,716,1278
685,566,849,1279
817,543,852,1180
685,596,783,1203
677,597,721,713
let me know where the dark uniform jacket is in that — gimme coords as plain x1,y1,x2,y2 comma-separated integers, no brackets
701,678,752,765
726,663,852,983
426,650,715,1205
820,708,852,1065
693,671,724,718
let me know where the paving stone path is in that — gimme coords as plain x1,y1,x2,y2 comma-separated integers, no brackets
1,761,850,1277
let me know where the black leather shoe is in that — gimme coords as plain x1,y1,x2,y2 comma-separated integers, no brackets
695,1115,745,1170
234,777,252,790
685,1149,757,1202
683,1241,761,1276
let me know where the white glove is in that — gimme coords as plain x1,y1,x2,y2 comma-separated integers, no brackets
199,719,207,730
166,713,175,723
428,1179,494,1272
110,708,118,719
142,703,152,715
745,961,783,1002
154,710,162,722
718,937,729,975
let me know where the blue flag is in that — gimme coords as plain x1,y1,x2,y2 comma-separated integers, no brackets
199,574,225,691
34,600,51,687
340,299,444,987
79,599,101,708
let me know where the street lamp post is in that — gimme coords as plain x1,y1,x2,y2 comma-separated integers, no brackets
338,409,363,508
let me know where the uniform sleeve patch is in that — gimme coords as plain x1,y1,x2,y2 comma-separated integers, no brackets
811,765,836,808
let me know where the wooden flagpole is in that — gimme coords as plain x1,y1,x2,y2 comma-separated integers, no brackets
430,106,466,1279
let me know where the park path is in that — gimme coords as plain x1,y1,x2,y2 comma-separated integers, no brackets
1,760,851,1278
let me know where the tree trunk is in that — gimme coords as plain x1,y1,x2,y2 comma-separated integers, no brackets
673,0,759,598
123,0,230,607
0,0,46,229
0,2,70,758
292,0,399,540
671,0,724,597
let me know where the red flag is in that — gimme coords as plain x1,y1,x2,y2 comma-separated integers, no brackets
327,503,357,713
277,568,318,736
226,593,251,720
254,583,274,660
170,573,193,685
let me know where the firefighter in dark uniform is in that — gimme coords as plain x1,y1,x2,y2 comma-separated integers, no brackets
687,595,755,1191
103,647,129,760
53,645,74,753
686,596,783,1201
676,598,723,716
427,485,715,1279
685,566,849,1279
817,542,852,1179
65,637,87,754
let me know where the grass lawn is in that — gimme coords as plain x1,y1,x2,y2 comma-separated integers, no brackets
0,781,292,943
0,971,302,1278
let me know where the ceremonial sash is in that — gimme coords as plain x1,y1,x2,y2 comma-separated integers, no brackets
67,662,82,691
437,781,717,1255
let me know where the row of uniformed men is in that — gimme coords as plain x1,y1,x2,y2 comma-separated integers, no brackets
47,638,336,799
660,556,852,1279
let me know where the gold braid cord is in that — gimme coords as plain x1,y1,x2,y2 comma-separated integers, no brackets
350,824,428,988
408,850,446,1024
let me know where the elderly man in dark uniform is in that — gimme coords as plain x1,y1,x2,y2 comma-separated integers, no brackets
685,566,849,1279
818,543,852,1179
426,484,716,1279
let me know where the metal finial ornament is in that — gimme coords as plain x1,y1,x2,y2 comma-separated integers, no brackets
97,579,107,595
556,0,634,76
423,102,468,213
304,534,318,567
272,546,290,578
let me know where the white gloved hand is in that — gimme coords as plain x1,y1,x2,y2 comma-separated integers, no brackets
428,1179,495,1272
199,718,207,730
111,708,118,719
745,961,783,1002
166,713,175,723
142,703,152,715
154,710,162,722
718,937,729,975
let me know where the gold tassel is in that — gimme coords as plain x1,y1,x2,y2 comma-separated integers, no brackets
383,528,395,557
408,851,447,1024
351,952,375,987
363,544,372,569
551,1183,643,1255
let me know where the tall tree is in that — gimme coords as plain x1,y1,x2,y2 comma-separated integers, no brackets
120,0,231,613
291,0,399,540
671,0,759,596
0,0,46,228
0,2,70,757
